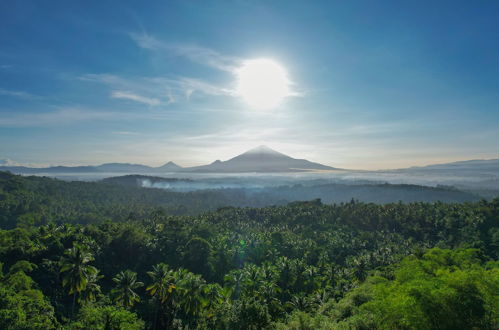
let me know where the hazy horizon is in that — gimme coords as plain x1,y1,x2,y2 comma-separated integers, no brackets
2,143,499,171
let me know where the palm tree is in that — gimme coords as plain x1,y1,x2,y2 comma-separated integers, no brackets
175,269,206,319
202,283,225,311
147,263,176,304
78,269,103,304
112,270,144,309
59,244,98,316
147,263,176,329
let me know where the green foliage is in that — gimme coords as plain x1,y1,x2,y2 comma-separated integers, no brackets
67,304,144,330
9,260,37,274
182,236,214,279
275,311,335,330
0,269,59,329
329,248,499,329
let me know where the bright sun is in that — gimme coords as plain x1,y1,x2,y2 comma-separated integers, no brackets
235,58,291,110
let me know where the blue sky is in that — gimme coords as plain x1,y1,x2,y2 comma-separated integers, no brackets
1,0,498,169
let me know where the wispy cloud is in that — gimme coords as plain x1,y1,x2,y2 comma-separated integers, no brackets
80,34,301,109
129,33,304,100
112,131,140,136
165,89,175,105
80,73,229,103
0,108,117,127
130,33,240,72
0,88,40,100
179,78,232,98
111,90,160,106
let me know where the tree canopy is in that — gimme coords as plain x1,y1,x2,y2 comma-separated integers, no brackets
0,171,497,328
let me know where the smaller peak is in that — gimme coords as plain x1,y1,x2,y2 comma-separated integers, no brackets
212,159,222,164
159,161,181,168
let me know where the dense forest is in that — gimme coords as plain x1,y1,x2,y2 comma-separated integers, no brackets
0,172,484,229
0,171,498,329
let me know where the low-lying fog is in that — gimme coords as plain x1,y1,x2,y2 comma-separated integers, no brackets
30,170,499,192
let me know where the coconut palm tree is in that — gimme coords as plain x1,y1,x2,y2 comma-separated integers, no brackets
59,244,98,316
147,263,176,329
112,270,144,309
147,263,175,304
78,269,103,304
175,269,205,318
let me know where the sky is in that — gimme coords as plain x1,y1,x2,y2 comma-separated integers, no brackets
1,0,498,170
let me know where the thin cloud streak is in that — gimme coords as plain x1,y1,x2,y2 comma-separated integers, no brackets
0,108,119,127
112,131,140,136
130,33,240,72
111,90,160,106
80,73,229,103
0,88,40,100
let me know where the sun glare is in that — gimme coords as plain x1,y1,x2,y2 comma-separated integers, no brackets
235,58,291,110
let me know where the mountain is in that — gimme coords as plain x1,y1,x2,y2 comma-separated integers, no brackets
186,145,338,172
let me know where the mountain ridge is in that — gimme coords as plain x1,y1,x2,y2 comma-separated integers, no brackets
2,146,498,175
0,145,337,174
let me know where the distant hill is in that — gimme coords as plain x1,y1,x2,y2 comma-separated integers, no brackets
0,165,99,174
187,145,338,172
94,163,155,172
0,161,183,175
404,159,499,173
99,173,481,203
